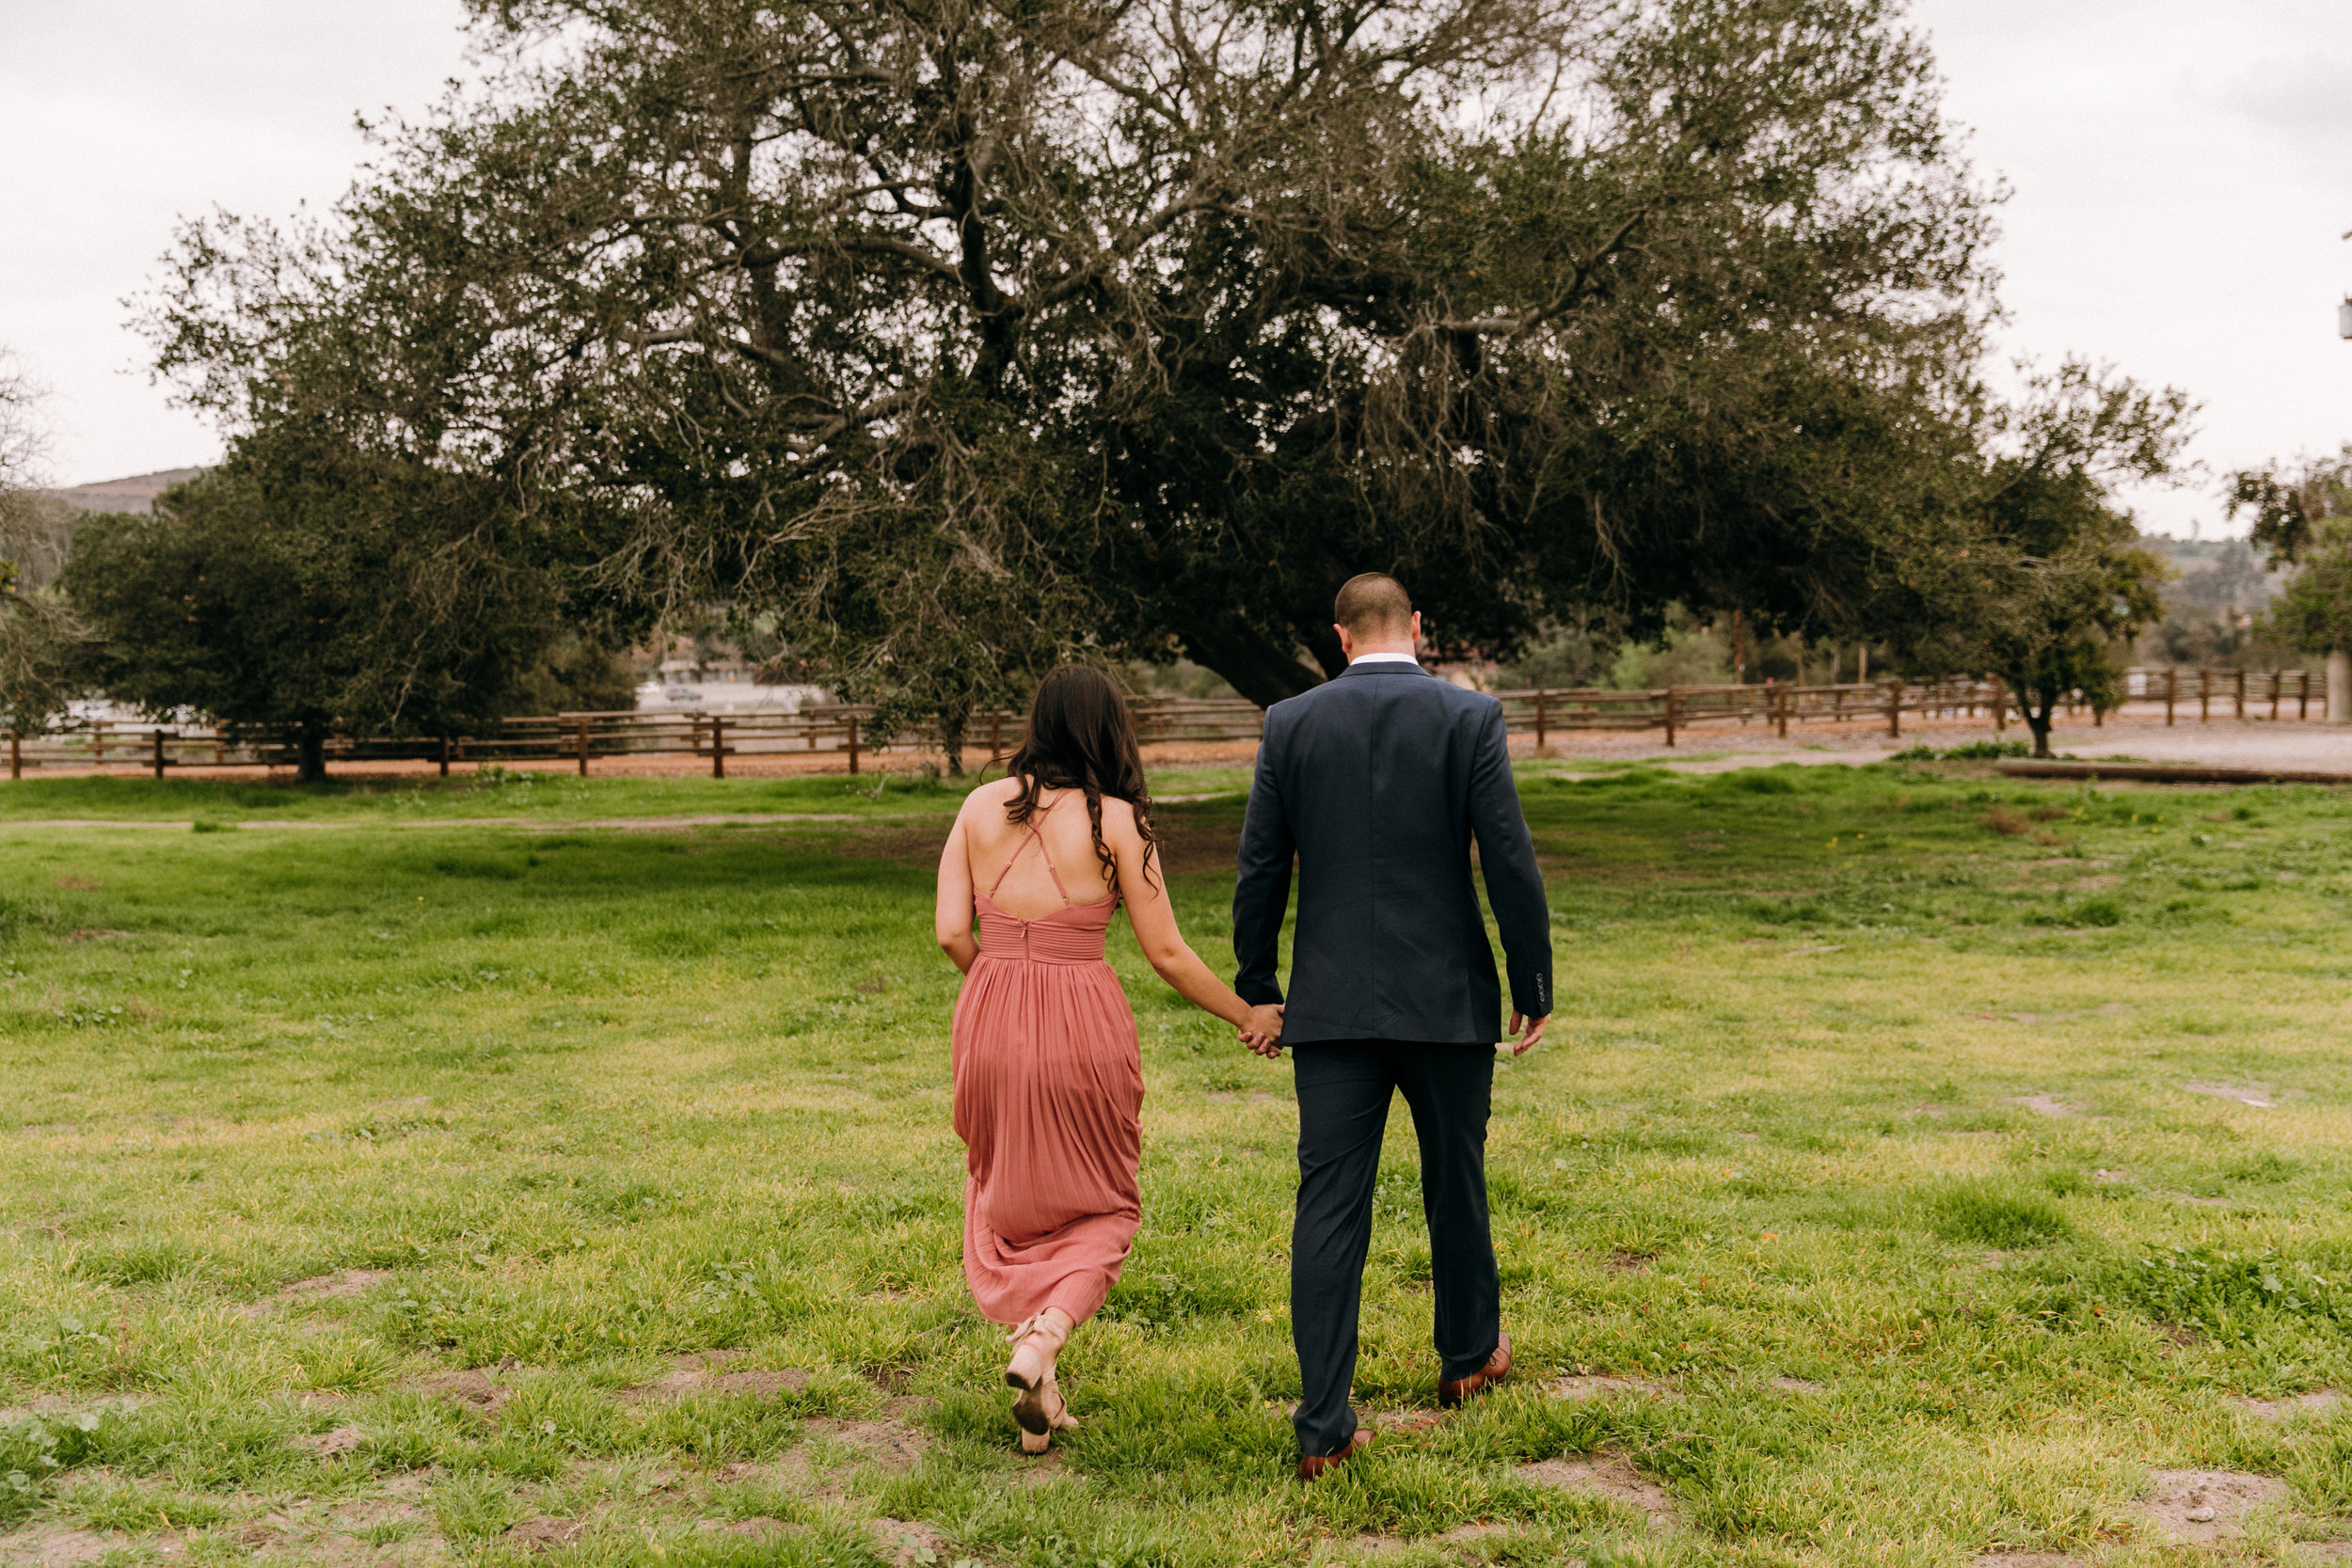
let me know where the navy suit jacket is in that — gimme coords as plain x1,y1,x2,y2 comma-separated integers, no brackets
1232,660,1552,1044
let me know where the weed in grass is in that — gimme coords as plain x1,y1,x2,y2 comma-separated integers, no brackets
1931,1182,2072,1247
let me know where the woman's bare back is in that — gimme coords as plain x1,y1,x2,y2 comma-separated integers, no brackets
964,779,1122,920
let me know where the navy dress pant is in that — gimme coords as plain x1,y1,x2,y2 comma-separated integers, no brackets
1289,1039,1501,1458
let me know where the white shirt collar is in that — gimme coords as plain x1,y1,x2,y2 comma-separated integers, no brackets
1347,651,1422,666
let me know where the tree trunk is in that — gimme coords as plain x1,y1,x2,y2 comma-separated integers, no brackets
296,721,328,784
1181,614,1327,708
2018,684,2057,759
937,705,967,777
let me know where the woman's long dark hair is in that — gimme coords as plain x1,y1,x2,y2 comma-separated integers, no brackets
1003,666,1158,892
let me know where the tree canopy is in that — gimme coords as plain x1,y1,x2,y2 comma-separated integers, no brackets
62,436,636,781
1891,362,2188,756
2229,446,2352,656
145,0,2008,723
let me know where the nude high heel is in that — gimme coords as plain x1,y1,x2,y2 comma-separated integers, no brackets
1005,1309,1078,1451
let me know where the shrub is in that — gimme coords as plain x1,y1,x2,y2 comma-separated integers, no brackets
1894,740,2032,762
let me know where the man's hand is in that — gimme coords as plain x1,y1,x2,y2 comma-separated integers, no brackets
1239,1002,1285,1058
1505,1012,1549,1055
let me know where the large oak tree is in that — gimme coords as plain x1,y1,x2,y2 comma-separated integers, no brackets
147,0,1998,721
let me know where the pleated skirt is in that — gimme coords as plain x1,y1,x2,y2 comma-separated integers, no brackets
950,952,1144,1326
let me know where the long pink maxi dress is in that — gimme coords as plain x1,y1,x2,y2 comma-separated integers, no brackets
951,795,1145,1328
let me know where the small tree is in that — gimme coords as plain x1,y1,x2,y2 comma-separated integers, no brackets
1900,363,2192,758
62,441,617,782
2228,448,2352,678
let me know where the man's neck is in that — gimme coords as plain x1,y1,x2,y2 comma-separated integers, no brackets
1348,646,1418,663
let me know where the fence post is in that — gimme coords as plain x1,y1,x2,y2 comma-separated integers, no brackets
2165,667,2176,726
2233,667,2246,720
1662,689,1678,748
2300,671,2312,720
2270,670,2282,722
1887,678,1904,739
8,732,17,780
576,717,590,777
989,711,1003,767
152,728,167,780
438,736,451,778
1534,690,1548,752
711,715,725,780
92,721,106,767
1991,676,2006,732
848,715,861,775
1776,683,1789,739
2199,668,2211,722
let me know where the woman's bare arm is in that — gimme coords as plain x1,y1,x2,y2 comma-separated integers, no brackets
934,810,979,974
1107,801,1282,1045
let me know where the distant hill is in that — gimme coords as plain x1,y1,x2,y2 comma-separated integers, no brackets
42,467,205,515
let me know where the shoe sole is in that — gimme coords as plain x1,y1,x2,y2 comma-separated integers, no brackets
1006,1371,1053,1435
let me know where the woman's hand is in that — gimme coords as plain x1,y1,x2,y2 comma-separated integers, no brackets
1238,1002,1284,1058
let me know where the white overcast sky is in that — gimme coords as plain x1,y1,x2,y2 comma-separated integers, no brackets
2,0,2346,536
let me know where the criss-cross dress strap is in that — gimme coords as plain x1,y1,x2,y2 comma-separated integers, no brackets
984,791,1075,907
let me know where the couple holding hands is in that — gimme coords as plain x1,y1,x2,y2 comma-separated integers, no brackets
934,574,1552,1477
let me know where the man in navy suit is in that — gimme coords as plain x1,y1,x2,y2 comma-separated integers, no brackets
1232,572,1553,1481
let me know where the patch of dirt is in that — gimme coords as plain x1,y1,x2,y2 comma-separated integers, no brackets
0,1527,123,1567
1970,1555,2086,1567
278,1270,394,1302
326,1499,428,1531
2233,1389,2342,1420
714,1453,814,1489
400,1369,508,1414
810,1417,929,1470
1518,1453,1678,1530
2170,1193,2232,1209
1011,1449,1069,1487
870,1519,952,1568
623,1352,810,1403
296,1425,369,1456
697,1518,794,1540
1547,1374,1672,1402
1440,1523,1512,1543
2297,1545,2352,1562
61,929,134,943
2139,1468,2287,1544
2186,1082,2280,1109
2093,1169,2131,1184
1772,1377,1823,1394
504,1518,585,1551
2013,1094,2082,1117
1605,1249,1656,1274
1372,1409,1441,1433
55,878,101,892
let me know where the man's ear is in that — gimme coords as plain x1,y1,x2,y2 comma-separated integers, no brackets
1335,623,1354,659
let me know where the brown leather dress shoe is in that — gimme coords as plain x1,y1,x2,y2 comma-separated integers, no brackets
1437,1331,1511,1408
1295,1428,1374,1481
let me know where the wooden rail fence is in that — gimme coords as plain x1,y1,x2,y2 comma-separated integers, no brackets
3,666,2336,780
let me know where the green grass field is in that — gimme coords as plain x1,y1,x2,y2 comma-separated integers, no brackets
4,758,2351,1567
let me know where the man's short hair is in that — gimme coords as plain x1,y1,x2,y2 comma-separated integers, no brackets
1334,573,1414,639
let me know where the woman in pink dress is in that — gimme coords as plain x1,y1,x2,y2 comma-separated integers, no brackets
935,667,1283,1452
